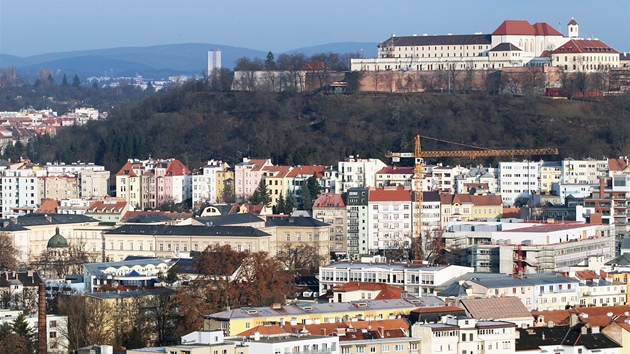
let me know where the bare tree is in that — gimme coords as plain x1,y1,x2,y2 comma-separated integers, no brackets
275,243,325,274
0,232,18,271
34,241,97,279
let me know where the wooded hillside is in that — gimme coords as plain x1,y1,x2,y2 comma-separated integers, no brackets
29,81,630,172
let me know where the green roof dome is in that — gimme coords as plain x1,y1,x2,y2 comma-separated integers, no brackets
47,227,68,248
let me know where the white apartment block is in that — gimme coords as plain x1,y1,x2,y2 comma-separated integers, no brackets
367,187,412,252
454,167,498,194
336,157,387,193
207,49,222,74
561,158,608,185
79,169,110,198
1,168,47,218
0,310,68,353
192,160,229,206
498,161,541,206
319,262,473,297
430,165,468,192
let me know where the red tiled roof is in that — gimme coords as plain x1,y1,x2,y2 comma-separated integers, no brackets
236,318,409,337
313,193,346,208
531,309,571,326
36,199,60,214
553,39,619,54
492,20,562,36
116,161,138,177
165,159,191,176
286,165,326,178
249,159,272,172
503,207,521,218
575,270,600,280
87,200,128,213
301,60,330,71
368,187,411,202
262,166,292,178
440,194,502,206
411,306,464,314
608,158,628,171
532,22,563,36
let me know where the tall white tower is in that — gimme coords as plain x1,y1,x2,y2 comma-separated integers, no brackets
207,50,222,74
567,18,579,38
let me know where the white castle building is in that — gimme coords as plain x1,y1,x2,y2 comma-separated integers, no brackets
351,18,619,73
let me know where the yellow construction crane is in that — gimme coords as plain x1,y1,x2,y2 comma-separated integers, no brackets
386,134,559,260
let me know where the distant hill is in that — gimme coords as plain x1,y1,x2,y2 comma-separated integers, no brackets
1,42,378,82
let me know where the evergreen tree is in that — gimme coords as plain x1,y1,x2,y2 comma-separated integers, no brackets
284,193,296,213
72,74,81,87
300,174,321,210
92,80,99,89
11,313,35,353
47,73,55,85
265,51,276,70
61,73,69,86
250,179,271,206
274,193,286,214
146,81,155,93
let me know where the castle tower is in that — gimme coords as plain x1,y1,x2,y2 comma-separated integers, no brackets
568,18,579,38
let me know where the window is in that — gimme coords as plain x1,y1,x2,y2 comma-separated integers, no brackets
395,344,404,352
357,347,365,354
342,348,350,354
370,346,376,353
49,331,57,338
382,345,390,352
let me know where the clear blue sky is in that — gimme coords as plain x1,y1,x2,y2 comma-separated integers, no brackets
2,0,629,57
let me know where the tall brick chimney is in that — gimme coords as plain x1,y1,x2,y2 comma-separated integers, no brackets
37,282,47,354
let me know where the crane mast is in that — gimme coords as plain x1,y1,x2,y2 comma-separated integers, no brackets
386,134,559,261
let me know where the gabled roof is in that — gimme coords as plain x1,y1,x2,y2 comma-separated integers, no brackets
286,165,326,178
0,271,43,288
608,158,628,171
37,199,60,214
440,194,502,206
262,165,292,178
605,253,630,266
87,200,127,214
492,20,562,36
116,160,138,177
460,297,533,320
568,18,578,26
553,39,619,54
313,193,346,209
368,187,411,202
489,43,522,52
165,159,191,176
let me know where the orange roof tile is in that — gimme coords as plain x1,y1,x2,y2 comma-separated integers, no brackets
116,161,138,177
313,193,346,208
368,187,411,202
608,158,628,172
36,199,60,214
165,159,191,176
286,165,326,178
332,282,408,300
376,166,415,175
553,39,619,54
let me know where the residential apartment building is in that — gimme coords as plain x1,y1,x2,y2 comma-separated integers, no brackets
313,193,347,256
0,166,47,218
0,310,68,353
464,273,579,311
261,165,292,207
285,165,327,207
368,187,412,252
116,158,192,209
498,160,541,206
336,157,386,193
439,194,503,225
265,215,331,264
375,166,414,188
234,158,273,202
413,317,517,354
430,165,468,192
561,158,608,185
346,188,369,259
41,174,79,200
192,160,230,206
540,161,562,192
319,262,473,297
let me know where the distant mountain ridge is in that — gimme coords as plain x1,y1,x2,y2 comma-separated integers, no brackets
0,42,378,81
